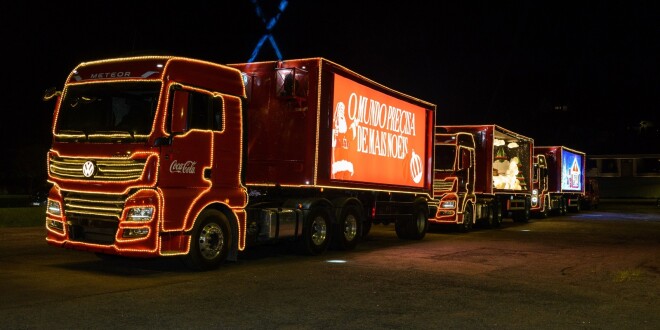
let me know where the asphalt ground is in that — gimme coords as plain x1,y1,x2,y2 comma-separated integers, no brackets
0,200,658,329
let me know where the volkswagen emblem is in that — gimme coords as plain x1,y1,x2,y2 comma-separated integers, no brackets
82,161,96,178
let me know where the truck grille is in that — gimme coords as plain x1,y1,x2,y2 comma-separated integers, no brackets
433,180,454,193
63,192,126,245
49,156,146,181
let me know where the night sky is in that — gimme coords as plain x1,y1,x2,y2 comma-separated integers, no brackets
1,1,658,192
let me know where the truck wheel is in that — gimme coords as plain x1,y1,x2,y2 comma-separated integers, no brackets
513,199,531,223
457,203,474,233
183,209,230,271
395,204,428,240
538,197,549,219
484,202,500,228
571,199,581,212
559,198,567,215
409,204,429,240
484,206,495,228
300,207,331,255
490,201,503,228
333,205,361,250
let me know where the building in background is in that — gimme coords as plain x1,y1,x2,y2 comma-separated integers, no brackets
586,154,660,200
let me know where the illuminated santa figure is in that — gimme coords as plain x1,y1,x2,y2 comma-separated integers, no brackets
331,101,354,179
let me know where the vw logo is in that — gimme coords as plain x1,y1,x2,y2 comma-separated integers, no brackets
82,161,96,178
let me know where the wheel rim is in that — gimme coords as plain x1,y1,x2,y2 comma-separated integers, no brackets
199,222,224,260
311,215,328,246
343,213,358,242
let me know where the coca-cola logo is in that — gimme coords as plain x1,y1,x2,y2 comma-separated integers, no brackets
169,160,197,174
409,150,423,184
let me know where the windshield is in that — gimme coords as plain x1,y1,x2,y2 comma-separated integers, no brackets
55,81,161,142
434,145,457,171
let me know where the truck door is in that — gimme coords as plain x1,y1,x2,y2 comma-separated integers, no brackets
160,87,220,189
457,147,473,194
158,86,223,229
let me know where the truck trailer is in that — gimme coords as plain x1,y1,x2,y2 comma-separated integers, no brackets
43,56,436,270
531,146,586,217
430,125,534,232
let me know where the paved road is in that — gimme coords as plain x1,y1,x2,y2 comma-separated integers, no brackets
0,202,658,329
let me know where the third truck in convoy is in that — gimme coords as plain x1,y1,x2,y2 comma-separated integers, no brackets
531,146,586,217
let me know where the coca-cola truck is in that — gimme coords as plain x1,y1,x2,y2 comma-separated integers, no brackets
43,56,436,270
531,146,586,217
430,125,534,232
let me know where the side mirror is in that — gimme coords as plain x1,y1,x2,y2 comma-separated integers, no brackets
154,136,172,146
43,87,61,101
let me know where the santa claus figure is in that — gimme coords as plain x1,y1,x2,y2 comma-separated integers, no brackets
331,102,354,179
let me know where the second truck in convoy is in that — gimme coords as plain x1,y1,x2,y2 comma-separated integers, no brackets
43,56,436,270
429,125,534,232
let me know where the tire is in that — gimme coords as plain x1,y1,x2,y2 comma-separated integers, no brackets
409,204,429,240
538,197,549,219
572,199,581,212
457,203,474,233
513,198,531,223
491,201,503,228
300,207,331,255
559,198,567,216
395,204,428,240
183,209,231,271
484,204,495,228
333,205,362,250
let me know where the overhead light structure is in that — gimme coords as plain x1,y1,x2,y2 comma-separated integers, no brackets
248,0,288,63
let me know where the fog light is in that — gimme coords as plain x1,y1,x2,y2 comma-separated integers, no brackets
123,228,149,238
47,219,64,231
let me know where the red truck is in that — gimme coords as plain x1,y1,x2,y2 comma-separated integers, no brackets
43,56,436,270
531,146,586,217
430,125,534,232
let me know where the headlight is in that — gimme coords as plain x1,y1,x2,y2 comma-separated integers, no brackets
440,200,456,209
126,207,154,222
47,200,61,216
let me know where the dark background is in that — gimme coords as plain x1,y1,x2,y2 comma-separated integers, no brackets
1,1,658,194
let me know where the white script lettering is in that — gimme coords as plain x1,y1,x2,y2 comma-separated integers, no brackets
169,160,197,174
